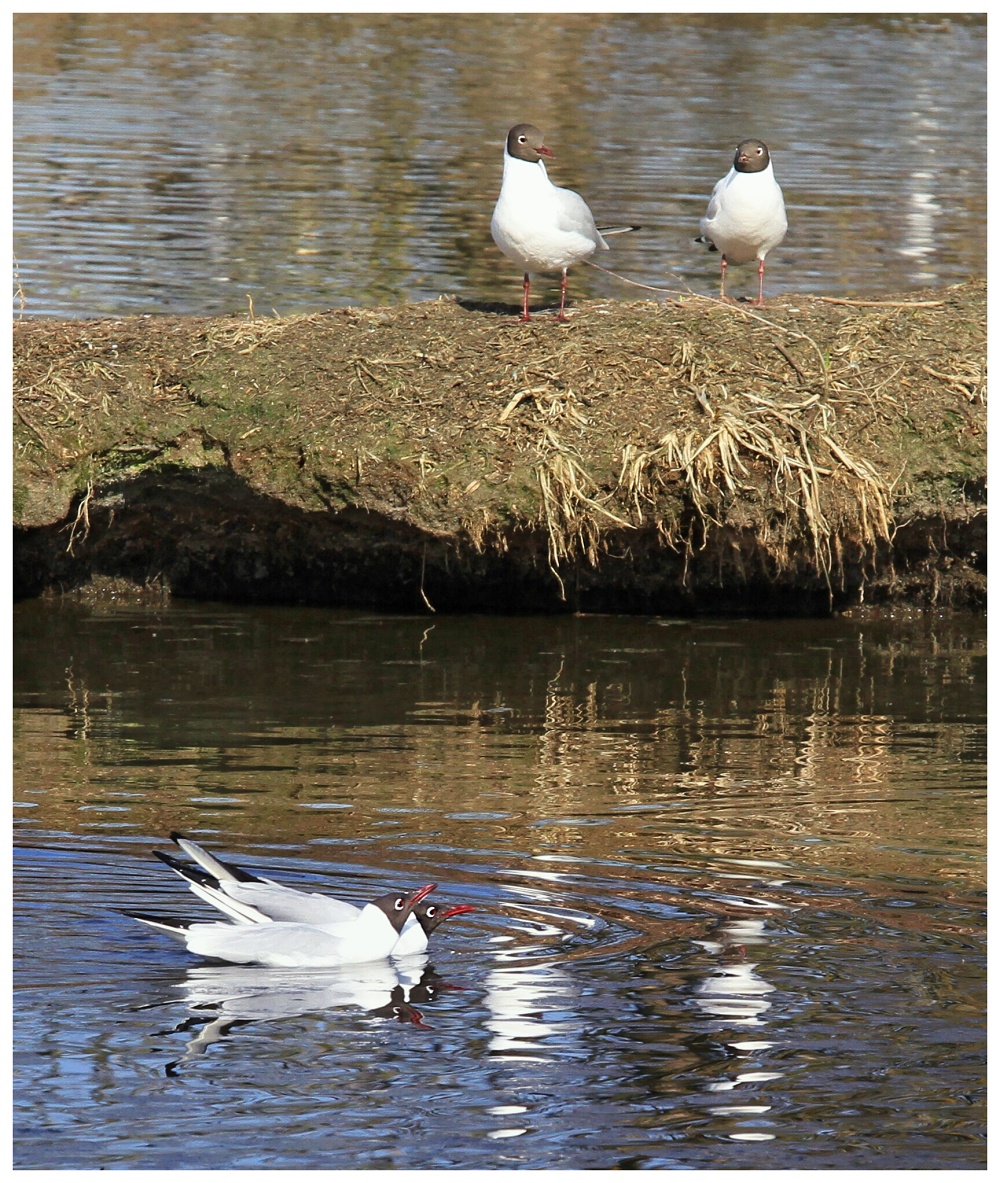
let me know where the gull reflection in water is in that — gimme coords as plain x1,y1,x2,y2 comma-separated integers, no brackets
484,961,576,1062
693,914,784,1136
139,957,454,1073
692,917,777,1026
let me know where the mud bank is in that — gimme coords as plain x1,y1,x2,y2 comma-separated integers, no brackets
13,280,986,615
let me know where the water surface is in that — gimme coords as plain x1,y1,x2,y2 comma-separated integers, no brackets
13,600,986,1169
13,13,986,317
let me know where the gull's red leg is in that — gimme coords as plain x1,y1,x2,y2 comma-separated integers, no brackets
556,270,569,321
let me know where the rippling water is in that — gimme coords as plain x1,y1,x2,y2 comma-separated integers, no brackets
13,600,985,1169
13,13,986,317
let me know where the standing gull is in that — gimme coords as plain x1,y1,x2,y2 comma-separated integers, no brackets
491,122,638,322
698,138,787,305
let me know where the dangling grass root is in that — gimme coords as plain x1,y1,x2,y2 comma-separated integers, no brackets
617,391,892,594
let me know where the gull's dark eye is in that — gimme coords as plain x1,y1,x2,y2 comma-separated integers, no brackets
394,896,406,911
518,135,527,143
757,147,764,154
425,905,437,918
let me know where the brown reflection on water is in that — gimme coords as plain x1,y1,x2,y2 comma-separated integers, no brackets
14,607,985,942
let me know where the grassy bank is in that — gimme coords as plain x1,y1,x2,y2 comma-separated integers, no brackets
13,280,985,613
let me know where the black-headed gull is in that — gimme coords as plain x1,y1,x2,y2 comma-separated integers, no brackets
698,138,787,305
125,835,448,967
491,122,638,322
144,833,474,958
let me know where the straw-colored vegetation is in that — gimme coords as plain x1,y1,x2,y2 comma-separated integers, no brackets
12,279,986,610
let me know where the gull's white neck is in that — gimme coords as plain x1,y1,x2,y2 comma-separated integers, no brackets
502,148,551,189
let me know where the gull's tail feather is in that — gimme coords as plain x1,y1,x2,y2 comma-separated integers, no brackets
121,910,195,941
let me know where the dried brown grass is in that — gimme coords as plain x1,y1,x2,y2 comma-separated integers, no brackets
617,391,892,592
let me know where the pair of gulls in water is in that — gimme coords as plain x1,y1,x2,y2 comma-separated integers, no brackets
491,123,787,319
127,833,474,968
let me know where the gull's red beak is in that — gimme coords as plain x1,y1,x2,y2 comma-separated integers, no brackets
441,904,476,919
406,883,438,909
538,145,555,158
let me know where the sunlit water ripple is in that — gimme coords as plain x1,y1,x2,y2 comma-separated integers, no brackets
13,602,985,1168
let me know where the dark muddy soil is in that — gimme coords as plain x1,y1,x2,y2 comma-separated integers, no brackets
13,280,986,614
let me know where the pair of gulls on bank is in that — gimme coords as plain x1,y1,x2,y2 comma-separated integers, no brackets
127,833,474,968
491,123,787,318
